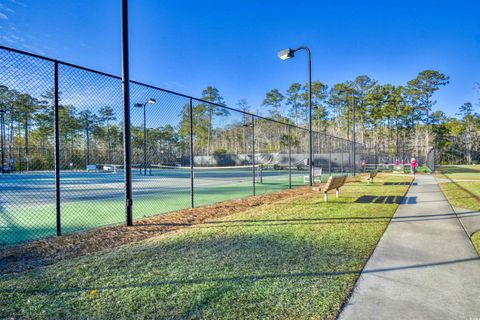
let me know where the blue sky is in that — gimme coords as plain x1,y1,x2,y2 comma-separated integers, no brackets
0,0,479,117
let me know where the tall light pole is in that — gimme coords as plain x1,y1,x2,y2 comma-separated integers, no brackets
121,0,133,226
351,94,356,175
0,109,5,173
134,98,156,175
278,46,313,186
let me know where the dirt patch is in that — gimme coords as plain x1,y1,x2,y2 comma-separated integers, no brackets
0,187,313,274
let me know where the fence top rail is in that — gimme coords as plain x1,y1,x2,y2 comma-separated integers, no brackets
0,45,123,80
0,44,362,146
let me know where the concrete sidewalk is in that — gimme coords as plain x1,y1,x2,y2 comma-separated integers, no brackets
339,175,480,320
453,206,480,237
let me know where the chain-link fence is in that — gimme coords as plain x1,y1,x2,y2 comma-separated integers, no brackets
0,45,364,244
433,135,480,165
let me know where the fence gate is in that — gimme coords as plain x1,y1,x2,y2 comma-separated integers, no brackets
427,148,435,172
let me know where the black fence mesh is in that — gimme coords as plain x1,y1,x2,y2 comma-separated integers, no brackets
193,101,255,205
253,118,291,195
427,148,435,171
0,46,367,244
130,84,191,219
58,64,124,235
312,131,328,180
290,126,309,186
0,48,56,243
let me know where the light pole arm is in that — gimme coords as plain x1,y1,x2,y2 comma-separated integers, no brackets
293,46,310,55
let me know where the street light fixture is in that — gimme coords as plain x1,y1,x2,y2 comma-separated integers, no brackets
277,48,295,60
134,98,156,175
0,109,5,173
277,46,313,186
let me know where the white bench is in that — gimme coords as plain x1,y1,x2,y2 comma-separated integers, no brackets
304,167,322,184
102,164,117,173
312,175,348,202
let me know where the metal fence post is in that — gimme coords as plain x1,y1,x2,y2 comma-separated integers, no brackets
348,141,355,175
288,125,292,188
121,0,133,226
252,115,256,196
352,94,356,176
341,139,344,173
53,61,61,236
189,98,194,208
143,105,147,176
329,135,332,174
0,111,5,173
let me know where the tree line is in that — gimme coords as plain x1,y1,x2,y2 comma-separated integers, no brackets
259,70,479,164
0,85,181,170
1,69,479,172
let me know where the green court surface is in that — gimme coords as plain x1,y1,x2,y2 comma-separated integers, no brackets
1,169,342,244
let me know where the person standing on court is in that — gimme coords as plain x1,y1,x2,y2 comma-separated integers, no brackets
410,158,417,176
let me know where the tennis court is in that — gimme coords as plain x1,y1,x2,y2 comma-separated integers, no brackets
0,165,316,244
0,45,361,245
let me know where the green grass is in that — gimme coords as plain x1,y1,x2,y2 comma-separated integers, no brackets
437,165,480,211
0,174,411,319
471,231,480,255
437,165,480,180
416,165,432,174
438,181,480,211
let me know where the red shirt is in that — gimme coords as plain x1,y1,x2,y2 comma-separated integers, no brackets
410,160,417,168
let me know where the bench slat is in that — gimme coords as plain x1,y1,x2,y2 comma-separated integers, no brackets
314,175,347,193
312,175,348,202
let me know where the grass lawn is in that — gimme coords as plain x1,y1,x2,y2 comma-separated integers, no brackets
438,181,480,211
471,231,480,255
416,165,432,174
436,165,480,180
0,174,411,319
437,165,480,211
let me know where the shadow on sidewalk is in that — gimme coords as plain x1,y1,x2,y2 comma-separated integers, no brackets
383,182,412,186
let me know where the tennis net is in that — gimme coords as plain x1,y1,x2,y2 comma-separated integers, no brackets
133,164,263,181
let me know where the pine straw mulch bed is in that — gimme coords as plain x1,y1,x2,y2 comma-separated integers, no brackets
0,187,313,274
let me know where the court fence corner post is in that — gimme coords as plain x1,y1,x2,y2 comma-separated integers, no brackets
53,61,61,236
189,98,194,208
252,115,256,196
